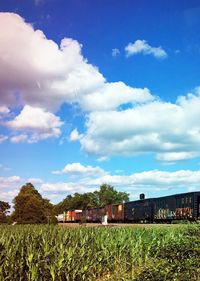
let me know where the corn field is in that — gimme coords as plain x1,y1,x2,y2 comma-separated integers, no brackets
0,225,199,281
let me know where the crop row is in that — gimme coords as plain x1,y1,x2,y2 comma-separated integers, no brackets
0,225,199,280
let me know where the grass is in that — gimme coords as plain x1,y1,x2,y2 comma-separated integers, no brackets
0,224,199,280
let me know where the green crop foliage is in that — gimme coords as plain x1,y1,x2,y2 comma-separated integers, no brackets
0,224,199,280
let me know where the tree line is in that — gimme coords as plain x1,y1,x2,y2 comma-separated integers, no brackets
0,183,129,224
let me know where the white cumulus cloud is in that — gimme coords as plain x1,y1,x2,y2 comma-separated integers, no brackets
38,169,200,202
40,182,84,193
69,128,83,141
0,13,154,114
0,106,10,114
0,176,21,189
77,169,200,194
0,190,19,203
0,12,105,111
1,169,199,204
80,82,154,111
7,105,63,143
52,162,106,177
0,13,157,145
27,177,44,184
125,39,167,59
76,89,200,162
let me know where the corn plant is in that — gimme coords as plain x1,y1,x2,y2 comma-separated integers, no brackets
0,224,199,280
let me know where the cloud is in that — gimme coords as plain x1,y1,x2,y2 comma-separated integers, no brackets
52,162,106,177
0,190,19,203
0,13,105,111
0,176,21,189
40,182,86,193
125,39,167,59
112,48,120,57
80,82,154,111
156,152,198,163
97,156,109,162
0,13,158,145
27,177,44,184
0,175,21,205
85,169,200,191
0,13,154,115
69,128,83,141
0,135,8,144
39,168,200,202
0,106,10,114
7,105,63,143
92,170,200,188
0,106,10,121
10,134,28,143
0,169,199,204
75,89,200,162
1,11,200,166
0,175,43,205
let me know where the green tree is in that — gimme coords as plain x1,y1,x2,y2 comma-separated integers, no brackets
55,184,129,213
97,183,129,207
12,183,48,224
43,198,58,224
0,201,10,223
55,192,99,213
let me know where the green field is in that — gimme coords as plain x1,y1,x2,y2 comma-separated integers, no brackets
0,224,199,280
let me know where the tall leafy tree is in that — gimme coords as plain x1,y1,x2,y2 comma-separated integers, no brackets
55,183,129,213
12,183,50,224
97,183,129,207
0,201,10,223
55,192,99,213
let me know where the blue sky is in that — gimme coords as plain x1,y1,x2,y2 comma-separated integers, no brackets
0,0,200,204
